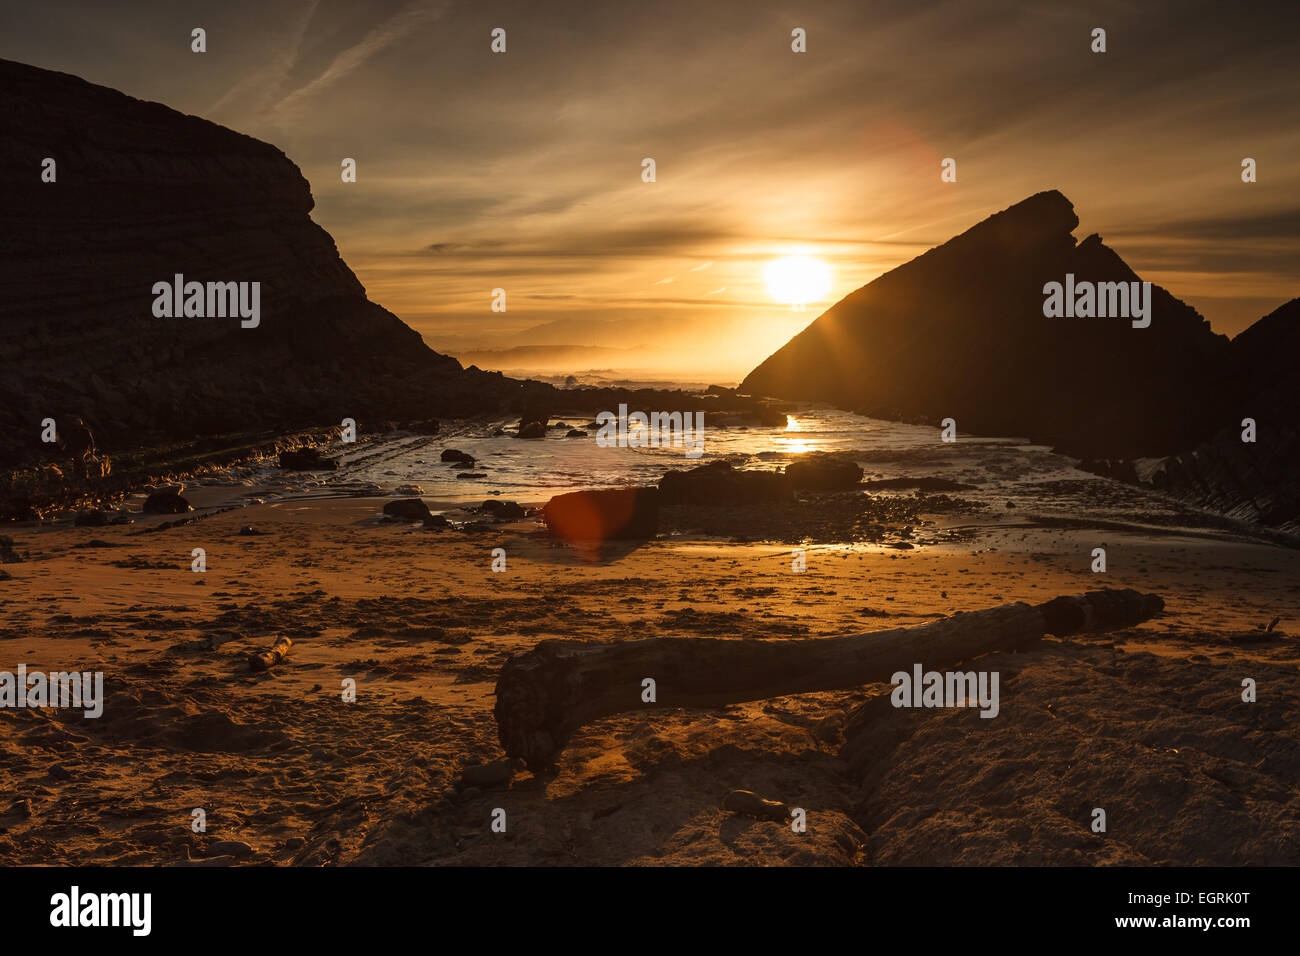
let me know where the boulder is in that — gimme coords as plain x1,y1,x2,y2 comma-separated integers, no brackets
784,452,864,490
658,461,792,505
279,447,338,471
441,449,475,465
566,429,588,438
517,422,547,439
543,488,659,541
482,500,526,521
143,490,192,514
383,498,432,521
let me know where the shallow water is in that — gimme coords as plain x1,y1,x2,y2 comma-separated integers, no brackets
170,403,1244,545
240,406,1041,502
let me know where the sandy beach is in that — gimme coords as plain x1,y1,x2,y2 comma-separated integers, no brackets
3,466,1297,866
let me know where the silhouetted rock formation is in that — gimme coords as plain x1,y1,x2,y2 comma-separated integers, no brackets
1138,298,1300,534
742,191,1226,459
0,58,513,470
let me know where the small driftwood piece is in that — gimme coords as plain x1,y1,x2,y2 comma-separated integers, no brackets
248,636,293,671
494,588,1163,769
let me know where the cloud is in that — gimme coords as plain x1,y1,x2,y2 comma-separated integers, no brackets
268,0,447,126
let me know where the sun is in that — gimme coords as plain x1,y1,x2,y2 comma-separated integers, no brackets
765,255,831,308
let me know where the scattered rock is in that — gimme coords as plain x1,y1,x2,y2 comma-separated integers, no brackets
785,452,864,490
423,514,450,529
566,429,588,438
279,447,337,471
142,489,192,514
459,760,516,789
383,498,433,521
394,484,424,496
862,476,975,492
517,422,547,439
441,449,475,465
659,460,792,505
481,500,525,521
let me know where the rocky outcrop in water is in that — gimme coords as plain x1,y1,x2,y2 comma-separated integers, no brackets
742,191,1226,459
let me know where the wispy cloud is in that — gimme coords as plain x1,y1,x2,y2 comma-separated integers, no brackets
267,0,447,127
206,0,321,120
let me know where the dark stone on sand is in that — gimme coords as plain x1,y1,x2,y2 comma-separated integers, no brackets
423,514,449,529
455,472,487,480
238,525,266,535
566,429,588,438
383,498,433,521
482,500,526,521
517,422,547,439
441,449,475,465
143,489,192,514
784,452,863,490
279,447,338,471
543,487,659,541
862,476,975,492
659,460,792,505
459,760,516,788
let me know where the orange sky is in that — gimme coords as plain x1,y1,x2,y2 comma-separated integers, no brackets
7,0,1297,382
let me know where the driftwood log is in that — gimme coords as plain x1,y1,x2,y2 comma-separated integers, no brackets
248,636,293,671
494,588,1163,769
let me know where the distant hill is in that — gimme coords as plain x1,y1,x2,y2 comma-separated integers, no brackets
0,58,519,468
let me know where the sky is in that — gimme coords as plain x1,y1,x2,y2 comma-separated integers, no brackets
4,0,1297,383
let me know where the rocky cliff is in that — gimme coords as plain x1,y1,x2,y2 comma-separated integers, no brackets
0,58,513,469
1138,298,1300,534
742,191,1228,459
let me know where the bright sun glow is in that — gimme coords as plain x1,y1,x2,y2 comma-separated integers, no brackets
765,255,831,308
